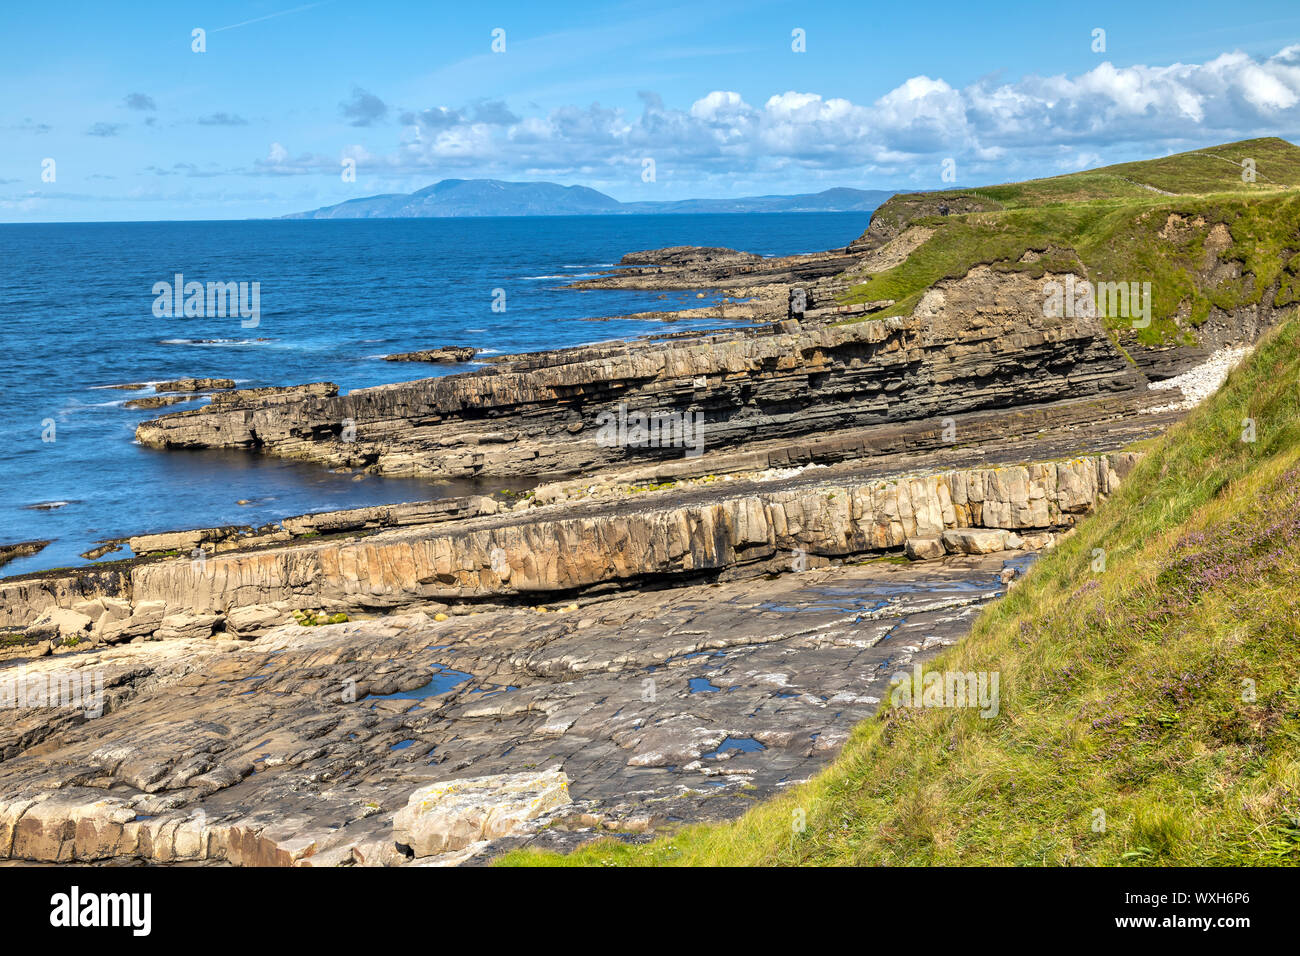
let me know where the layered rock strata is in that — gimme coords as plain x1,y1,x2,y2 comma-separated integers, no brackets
1,453,1136,638
570,245,861,291
135,267,1147,482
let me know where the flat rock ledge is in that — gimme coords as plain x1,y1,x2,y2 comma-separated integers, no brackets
393,769,571,860
1,453,1139,641
384,346,478,363
0,556,1024,865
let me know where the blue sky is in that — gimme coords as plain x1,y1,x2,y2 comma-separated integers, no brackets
3,0,1300,221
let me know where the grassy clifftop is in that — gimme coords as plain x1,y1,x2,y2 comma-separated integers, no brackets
844,138,1300,346
502,313,1300,866
970,137,1300,206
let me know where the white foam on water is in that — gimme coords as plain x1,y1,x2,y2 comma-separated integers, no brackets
159,338,270,347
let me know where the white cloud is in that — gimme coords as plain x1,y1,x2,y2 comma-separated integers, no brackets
690,90,749,121
276,45,1300,188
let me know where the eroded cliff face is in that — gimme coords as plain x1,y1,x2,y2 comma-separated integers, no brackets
134,268,1144,481
847,194,1000,252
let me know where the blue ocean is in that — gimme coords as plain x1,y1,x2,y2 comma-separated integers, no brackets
0,212,868,577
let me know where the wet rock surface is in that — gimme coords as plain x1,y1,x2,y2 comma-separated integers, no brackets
0,541,50,571
124,394,202,410
0,554,1021,865
153,377,236,392
384,346,478,364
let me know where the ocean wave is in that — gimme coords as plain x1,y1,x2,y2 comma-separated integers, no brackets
159,338,274,347
56,397,130,414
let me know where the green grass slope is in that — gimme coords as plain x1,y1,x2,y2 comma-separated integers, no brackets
501,314,1300,866
976,137,1300,206
843,138,1300,346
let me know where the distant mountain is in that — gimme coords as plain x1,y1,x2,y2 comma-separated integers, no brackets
280,180,892,219
619,187,892,215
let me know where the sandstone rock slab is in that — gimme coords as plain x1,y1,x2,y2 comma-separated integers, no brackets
393,768,571,858
24,607,93,641
904,536,946,561
941,528,1009,554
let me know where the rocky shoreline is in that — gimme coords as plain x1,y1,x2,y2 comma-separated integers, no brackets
133,258,1153,482
0,553,1030,865
1,203,1279,865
